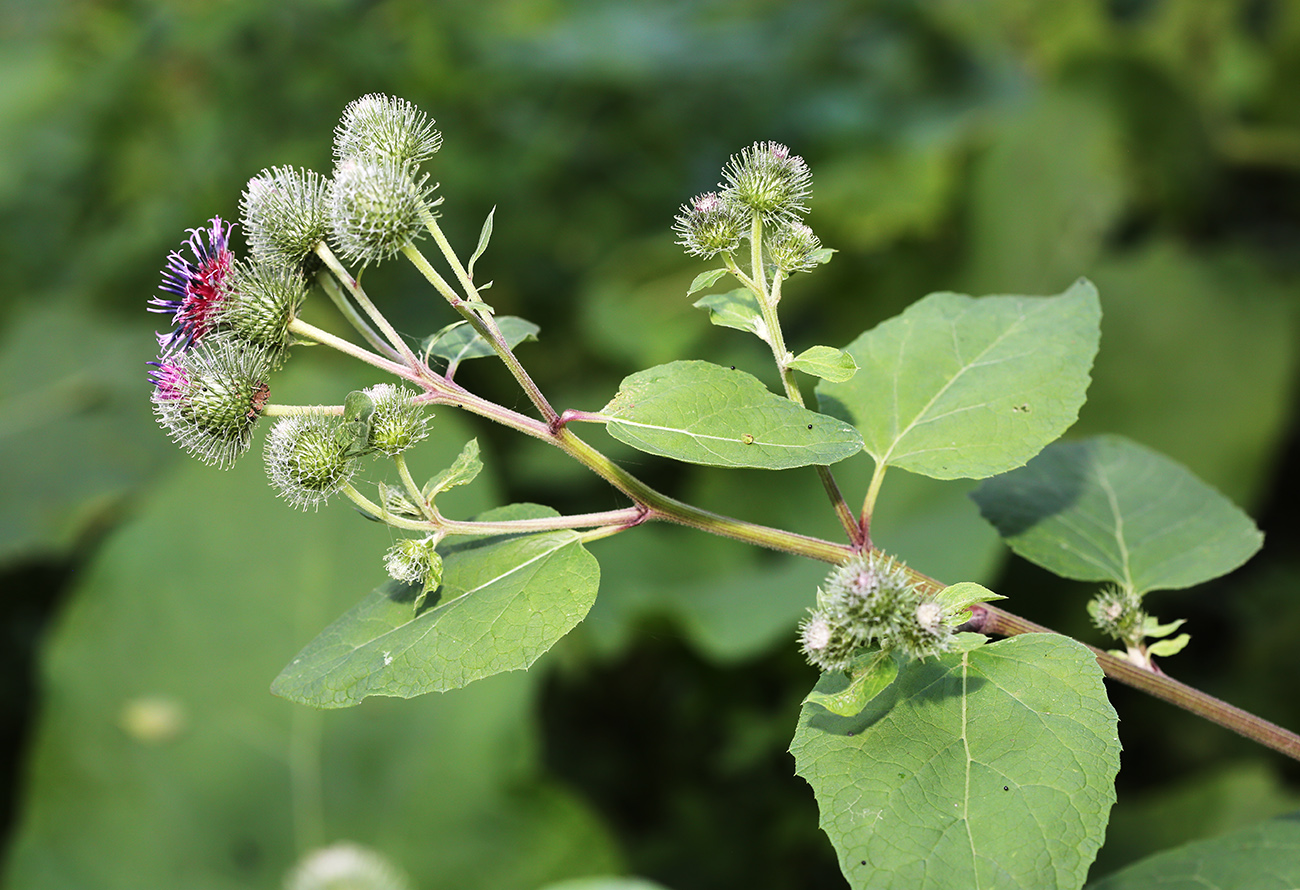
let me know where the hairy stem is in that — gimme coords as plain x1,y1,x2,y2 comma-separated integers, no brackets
315,242,422,370
964,604,1300,761
314,268,401,362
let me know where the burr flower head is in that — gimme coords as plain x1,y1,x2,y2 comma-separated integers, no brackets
363,384,430,457
329,156,433,265
719,141,812,223
149,217,234,354
334,93,443,169
148,334,273,468
264,413,358,510
240,166,330,269
673,191,746,258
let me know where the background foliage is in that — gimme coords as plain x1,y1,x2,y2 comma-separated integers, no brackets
1,0,1298,887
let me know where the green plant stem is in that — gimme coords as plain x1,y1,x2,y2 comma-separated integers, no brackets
340,481,644,536
393,453,437,522
554,427,850,563
964,603,1300,762
287,318,427,385
862,461,887,537
409,209,558,423
756,271,861,546
315,242,422,370
314,268,401,362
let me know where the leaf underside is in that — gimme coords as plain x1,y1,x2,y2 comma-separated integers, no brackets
971,435,1263,594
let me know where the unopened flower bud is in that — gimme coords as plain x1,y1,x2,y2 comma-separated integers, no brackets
264,414,358,510
1088,585,1146,644
765,221,822,274
384,536,442,592
673,191,746,258
240,166,330,269
719,141,812,223
221,259,306,364
149,335,273,468
363,384,430,456
799,609,858,673
329,157,434,264
335,93,442,169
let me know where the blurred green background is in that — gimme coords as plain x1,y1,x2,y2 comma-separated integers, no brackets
2,1,1299,887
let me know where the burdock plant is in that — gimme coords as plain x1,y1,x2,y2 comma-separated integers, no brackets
145,94,1297,890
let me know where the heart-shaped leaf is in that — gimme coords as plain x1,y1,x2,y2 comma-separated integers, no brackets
792,633,1119,889
971,435,1262,594
817,279,1100,480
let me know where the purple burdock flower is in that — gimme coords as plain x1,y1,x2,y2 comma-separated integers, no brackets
149,217,234,354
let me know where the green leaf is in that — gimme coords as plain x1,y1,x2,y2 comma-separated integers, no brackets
803,651,898,717
421,316,540,367
816,279,1101,480
340,389,376,455
691,288,769,342
600,360,863,470
1146,634,1190,658
467,205,495,280
1086,813,1300,890
971,435,1263,594
934,581,1006,624
789,345,857,383
686,268,728,296
2,392,620,889
791,633,1119,890
272,504,600,708
423,438,484,501
1142,616,1186,639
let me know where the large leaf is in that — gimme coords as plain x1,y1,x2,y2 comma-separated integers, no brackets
971,435,1262,594
816,280,1100,480
1086,812,1300,890
272,504,600,708
2,394,619,890
791,633,1119,890
600,360,863,470
0,305,172,563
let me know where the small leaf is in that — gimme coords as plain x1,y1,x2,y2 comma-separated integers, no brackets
1146,634,1190,658
421,316,540,367
934,581,1006,624
686,268,728,296
1142,616,1186,639
971,435,1263,594
422,438,483,501
817,279,1101,480
467,205,495,280
791,633,1119,889
271,504,599,708
340,390,376,456
600,360,863,470
692,288,770,342
1085,812,1300,890
411,550,444,613
789,345,857,383
803,651,898,717
808,246,836,266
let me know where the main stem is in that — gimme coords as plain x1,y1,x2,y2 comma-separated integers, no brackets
964,599,1300,761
